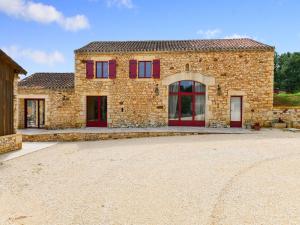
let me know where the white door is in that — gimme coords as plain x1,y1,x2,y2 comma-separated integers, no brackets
230,96,242,127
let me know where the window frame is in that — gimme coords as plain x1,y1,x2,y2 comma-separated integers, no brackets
96,61,109,79
168,80,206,126
138,61,152,78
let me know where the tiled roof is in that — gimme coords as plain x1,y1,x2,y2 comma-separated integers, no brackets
18,73,74,89
75,38,274,53
0,49,27,75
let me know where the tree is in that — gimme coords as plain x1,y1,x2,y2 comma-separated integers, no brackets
274,52,300,93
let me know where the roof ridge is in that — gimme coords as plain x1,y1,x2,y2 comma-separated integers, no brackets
89,38,253,43
75,38,275,53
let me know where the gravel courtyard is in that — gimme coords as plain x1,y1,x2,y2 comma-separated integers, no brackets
1,130,300,225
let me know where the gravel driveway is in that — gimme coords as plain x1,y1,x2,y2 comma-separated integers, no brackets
1,130,300,225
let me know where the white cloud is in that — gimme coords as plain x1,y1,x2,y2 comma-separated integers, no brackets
197,29,222,39
224,34,251,39
0,0,89,31
106,0,134,8
2,45,65,66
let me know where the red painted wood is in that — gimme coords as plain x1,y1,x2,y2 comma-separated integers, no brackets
152,59,160,78
168,81,205,127
109,60,116,79
86,96,107,127
168,120,205,127
129,60,137,79
86,60,94,79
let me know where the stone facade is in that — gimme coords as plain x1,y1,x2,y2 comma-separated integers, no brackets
74,50,274,128
18,88,78,129
17,42,275,129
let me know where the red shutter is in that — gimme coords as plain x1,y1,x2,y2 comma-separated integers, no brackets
129,60,137,79
86,60,94,79
109,60,116,79
152,59,160,79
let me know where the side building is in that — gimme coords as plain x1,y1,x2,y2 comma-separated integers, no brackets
0,49,26,153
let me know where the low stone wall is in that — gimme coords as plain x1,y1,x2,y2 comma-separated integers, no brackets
0,134,22,154
22,130,247,142
273,107,300,128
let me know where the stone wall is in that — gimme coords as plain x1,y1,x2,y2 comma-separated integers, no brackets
273,107,300,128
0,134,22,153
75,50,274,128
18,88,78,129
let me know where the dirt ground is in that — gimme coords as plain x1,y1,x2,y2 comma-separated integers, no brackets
1,129,300,225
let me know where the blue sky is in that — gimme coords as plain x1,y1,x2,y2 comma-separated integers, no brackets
0,0,299,75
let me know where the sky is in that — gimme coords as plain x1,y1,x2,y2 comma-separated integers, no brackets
0,0,299,75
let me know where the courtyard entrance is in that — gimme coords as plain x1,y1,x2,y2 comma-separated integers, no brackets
86,96,107,127
168,80,205,126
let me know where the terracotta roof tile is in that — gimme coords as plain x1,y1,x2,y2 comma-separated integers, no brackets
18,73,74,89
75,38,274,53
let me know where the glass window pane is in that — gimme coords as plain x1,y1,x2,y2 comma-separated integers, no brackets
195,95,205,121
181,95,193,120
87,97,99,122
100,96,107,122
195,82,205,92
180,80,193,92
39,100,45,127
231,97,241,121
103,62,108,78
138,62,145,77
145,62,152,78
96,62,102,78
26,100,38,128
169,82,179,93
168,95,179,120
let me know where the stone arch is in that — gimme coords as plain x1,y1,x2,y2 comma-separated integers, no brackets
162,72,215,127
162,72,215,86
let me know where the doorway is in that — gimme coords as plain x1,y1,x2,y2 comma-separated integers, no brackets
25,99,45,128
168,80,205,126
86,96,107,127
230,96,243,128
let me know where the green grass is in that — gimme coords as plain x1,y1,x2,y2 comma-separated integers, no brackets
274,92,300,107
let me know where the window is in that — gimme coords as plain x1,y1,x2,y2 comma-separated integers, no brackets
96,62,109,78
138,61,152,78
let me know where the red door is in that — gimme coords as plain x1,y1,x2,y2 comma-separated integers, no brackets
86,96,107,127
230,96,243,128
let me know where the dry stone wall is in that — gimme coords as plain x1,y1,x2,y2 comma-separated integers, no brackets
273,107,300,128
0,134,22,153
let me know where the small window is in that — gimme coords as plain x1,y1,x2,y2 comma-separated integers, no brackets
96,62,109,78
138,61,152,78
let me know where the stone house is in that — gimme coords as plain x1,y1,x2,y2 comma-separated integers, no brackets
0,49,26,153
18,38,274,129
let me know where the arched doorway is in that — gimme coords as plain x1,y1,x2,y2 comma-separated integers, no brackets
168,80,205,126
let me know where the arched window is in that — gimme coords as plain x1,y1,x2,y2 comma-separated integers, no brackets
169,80,205,126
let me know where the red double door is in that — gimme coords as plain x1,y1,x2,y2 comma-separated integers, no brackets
86,96,107,127
168,81,206,127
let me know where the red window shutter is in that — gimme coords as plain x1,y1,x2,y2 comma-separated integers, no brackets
86,60,94,79
129,60,137,79
152,59,160,79
109,60,117,79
